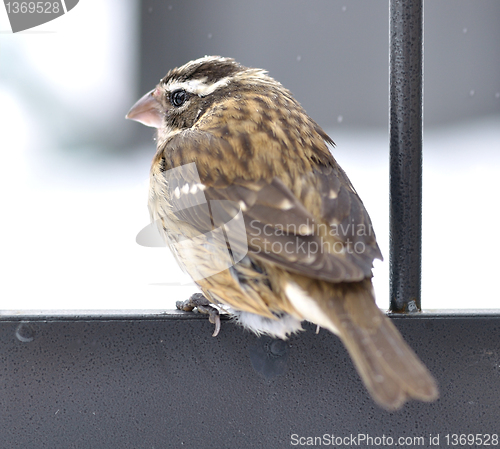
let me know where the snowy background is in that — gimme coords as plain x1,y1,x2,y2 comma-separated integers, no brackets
0,0,499,313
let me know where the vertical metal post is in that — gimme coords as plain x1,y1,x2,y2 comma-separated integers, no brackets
389,0,423,313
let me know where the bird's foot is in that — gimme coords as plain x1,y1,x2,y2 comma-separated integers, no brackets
176,293,221,337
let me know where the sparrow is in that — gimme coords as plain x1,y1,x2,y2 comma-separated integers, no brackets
126,56,438,410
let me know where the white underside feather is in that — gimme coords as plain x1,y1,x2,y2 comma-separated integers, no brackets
285,281,340,336
231,310,303,340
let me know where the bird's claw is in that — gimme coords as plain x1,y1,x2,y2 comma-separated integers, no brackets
176,293,221,337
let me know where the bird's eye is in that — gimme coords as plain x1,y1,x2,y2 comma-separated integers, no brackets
171,90,187,107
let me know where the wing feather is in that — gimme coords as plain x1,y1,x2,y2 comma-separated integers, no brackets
154,130,382,283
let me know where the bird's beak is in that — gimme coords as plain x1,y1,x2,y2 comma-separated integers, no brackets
126,89,163,128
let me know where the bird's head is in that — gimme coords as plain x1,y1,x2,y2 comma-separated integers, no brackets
126,56,281,138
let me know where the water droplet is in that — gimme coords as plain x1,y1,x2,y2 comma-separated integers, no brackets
168,5,173,10
462,27,468,34
15,323,35,343
342,6,347,12
495,92,500,99
337,115,343,123
469,89,475,97
148,6,153,13
296,55,302,62
269,340,287,357
407,300,418,313
207,33,212,39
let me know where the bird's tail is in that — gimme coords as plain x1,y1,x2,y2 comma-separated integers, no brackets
288,278,439,410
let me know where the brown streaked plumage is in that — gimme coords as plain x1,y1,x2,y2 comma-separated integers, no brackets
126,56,438,410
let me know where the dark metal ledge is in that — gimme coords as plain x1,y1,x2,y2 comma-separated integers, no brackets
1,308,499,321
1,313,499,448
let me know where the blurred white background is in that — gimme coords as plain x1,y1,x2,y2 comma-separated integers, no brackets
0,0,499,313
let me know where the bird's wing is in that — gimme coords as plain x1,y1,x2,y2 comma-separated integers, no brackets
306,162,383,273
158,130,381,283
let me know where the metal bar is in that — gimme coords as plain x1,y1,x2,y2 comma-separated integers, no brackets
2,309,500,322
389,0,424,313
2,316,500,447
